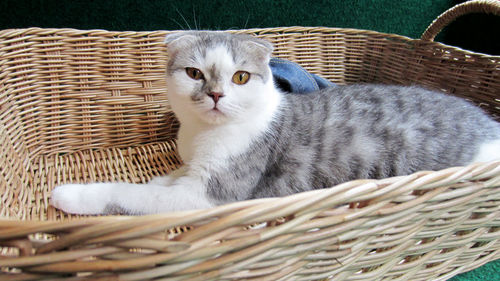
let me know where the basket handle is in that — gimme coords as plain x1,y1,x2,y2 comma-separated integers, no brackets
421,0,500,41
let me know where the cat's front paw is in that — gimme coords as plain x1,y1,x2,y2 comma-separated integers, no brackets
50,184,110,215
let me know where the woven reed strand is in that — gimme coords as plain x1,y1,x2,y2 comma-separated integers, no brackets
1,2,500,279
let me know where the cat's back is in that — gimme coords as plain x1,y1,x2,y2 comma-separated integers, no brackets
275,83,500,183
284,83,499,138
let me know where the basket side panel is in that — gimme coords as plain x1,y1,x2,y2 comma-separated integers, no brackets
408,42,500,119
0,121,31,219
251,28,376,85
0,60,32,218
31,140,181,221
355,36,500,119
249,28,500,120
0,29,177,158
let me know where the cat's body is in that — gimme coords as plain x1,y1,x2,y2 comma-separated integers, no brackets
206,84,500,203
51,31,500,215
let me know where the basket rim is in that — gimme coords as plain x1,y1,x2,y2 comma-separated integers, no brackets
1,160,499,225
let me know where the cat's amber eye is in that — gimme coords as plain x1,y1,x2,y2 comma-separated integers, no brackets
186,67,204,80
232,71,250,85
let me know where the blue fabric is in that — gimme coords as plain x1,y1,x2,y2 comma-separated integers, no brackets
270,57,335,94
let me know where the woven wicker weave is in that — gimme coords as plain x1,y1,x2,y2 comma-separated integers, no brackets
1,1,500,280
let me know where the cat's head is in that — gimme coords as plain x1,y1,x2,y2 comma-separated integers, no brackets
165,31,275,125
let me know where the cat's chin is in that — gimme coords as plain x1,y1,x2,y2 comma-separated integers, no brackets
200,108,230,125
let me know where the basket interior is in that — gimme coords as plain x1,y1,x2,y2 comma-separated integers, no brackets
1,27,499,221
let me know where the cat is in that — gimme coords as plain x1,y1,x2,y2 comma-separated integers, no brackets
50,31,500,215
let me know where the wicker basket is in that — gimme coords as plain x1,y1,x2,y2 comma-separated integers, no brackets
1,1,500,280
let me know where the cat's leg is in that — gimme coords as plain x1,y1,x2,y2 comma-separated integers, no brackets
50,176,214,215
472,139,500,162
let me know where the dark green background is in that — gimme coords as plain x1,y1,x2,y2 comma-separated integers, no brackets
0,1,498,280
0,0,498,54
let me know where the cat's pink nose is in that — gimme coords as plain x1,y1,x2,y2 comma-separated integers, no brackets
208,92,224,103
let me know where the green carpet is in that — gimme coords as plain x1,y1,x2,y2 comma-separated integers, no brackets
0,1,498,280
2,0,452,37
450,259,500,281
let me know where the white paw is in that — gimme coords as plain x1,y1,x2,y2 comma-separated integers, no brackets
50,184,110,215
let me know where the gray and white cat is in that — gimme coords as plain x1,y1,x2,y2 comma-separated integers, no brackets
50,31,500,215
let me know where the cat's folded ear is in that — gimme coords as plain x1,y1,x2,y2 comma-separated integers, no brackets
164,32,198,53
243,36,274,62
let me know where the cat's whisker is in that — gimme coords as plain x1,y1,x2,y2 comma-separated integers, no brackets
169,18,186,30
175,7,191,30
192,6,199,30
220,102,243,113
244,14,250,29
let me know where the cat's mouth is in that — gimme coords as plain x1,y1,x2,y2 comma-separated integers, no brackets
193,99,231,124
209,106,224,115
210,102,225,113
201,106,228,124
193,99,227,117
205,104,226,116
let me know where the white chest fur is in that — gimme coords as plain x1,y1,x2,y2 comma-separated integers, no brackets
176,88,282,175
